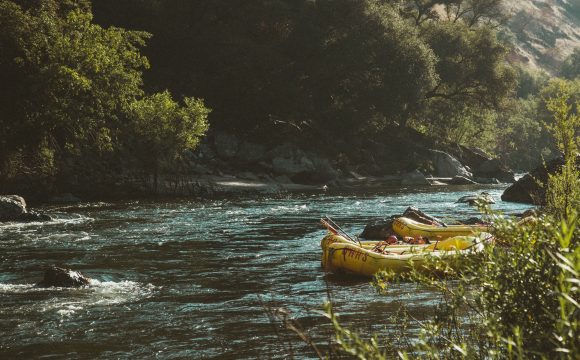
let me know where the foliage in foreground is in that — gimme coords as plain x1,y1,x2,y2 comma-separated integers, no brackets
543,81,580,219
322,88,580,359
324,212,578,359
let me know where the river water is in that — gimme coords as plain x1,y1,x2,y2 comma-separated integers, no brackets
0,185,531,359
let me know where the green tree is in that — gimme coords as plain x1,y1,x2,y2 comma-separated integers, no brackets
442,0,505,27
494,97,550,170
0,0,149,176
514,64,549,99
0,0,210,195
560,47,580,80
301,0,437,133
423,22,515,109
544,80,580,218
128,91,209,192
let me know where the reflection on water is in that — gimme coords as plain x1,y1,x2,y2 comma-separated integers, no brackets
0,186,531,358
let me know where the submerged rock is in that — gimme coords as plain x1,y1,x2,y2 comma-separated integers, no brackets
456,192,495,205
36,266,91,288
17,210,53,222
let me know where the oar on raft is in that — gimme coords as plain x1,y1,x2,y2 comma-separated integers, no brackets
320,216,361,246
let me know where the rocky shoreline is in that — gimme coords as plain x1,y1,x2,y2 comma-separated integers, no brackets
2,130,552,207
98,131,517,199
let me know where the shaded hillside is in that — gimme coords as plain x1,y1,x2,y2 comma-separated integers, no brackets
503,0,580,73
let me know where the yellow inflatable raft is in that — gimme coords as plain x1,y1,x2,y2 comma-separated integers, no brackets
321,232,491,276
392,217,490,239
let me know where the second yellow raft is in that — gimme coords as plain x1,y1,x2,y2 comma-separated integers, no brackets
392,217,490,239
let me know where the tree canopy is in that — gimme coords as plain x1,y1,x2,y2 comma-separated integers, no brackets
0,0,209,195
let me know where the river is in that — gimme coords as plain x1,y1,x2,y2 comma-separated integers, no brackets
0,185,531,359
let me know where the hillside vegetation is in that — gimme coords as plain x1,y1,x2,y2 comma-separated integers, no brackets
502,0,580,73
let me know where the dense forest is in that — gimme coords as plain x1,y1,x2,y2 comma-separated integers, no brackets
1,0,579,198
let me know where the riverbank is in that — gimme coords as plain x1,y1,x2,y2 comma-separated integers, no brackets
42,171,510,204
1,128,519,204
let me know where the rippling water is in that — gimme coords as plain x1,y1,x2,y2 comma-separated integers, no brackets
0,185,531,358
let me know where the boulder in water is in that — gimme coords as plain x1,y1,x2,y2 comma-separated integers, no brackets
0,195,27,221
456,192,495,205
0,195,52,222
17,210,53,222
36,266,91,288
501,155,579,204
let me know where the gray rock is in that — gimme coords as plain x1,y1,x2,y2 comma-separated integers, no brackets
474,159,516,183
271,155,314,175
456,192,495,205
267,143,338,184
36,266,91,288
475,177,501,184
267,144,309,173
430,150,473,178
0,195,27,221
456,146,492,169
449,176,477,185
291,158,339,184
236,141,266,164
0,195,53,222
401,170,430,186
501,155,579,204
502,176,541,204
